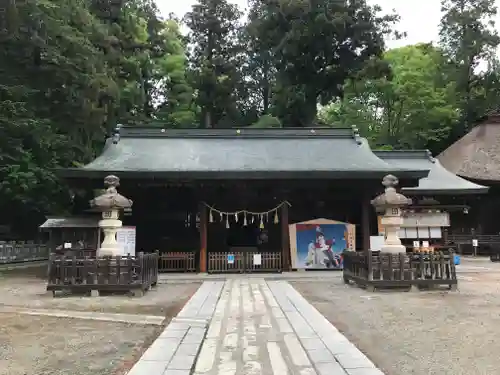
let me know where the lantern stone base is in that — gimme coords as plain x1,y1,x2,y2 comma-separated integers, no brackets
98,218,122,257
381,244,406,254
380,215,406,254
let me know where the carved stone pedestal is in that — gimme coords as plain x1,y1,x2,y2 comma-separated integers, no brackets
371,175,411,254
98,209,122,257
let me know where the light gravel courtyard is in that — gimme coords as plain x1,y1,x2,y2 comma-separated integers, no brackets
0,265,201,375
292,259,500,375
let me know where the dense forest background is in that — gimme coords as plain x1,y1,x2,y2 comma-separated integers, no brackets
1,0,500,237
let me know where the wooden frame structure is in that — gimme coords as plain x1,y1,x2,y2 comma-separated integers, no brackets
343,250,457,291
55,126,487,273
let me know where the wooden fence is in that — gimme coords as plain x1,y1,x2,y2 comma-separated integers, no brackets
47,252,158,297
446,234,500,256
343,250,457,291
158,251,196,273
207,251,282,274
0,242,49,264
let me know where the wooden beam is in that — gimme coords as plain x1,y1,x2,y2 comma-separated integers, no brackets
362,194,371,251
281,204,291,270
199,202,208,272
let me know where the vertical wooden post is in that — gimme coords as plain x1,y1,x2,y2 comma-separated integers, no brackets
199,202,208,272
362,194,371,251
281,203,291,270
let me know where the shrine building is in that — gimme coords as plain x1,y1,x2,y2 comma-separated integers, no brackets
57,125,487,272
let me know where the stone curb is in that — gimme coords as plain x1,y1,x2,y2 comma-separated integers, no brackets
125,281,224,375
0,305,165,325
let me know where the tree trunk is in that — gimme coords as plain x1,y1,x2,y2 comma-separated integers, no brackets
262,58,270,113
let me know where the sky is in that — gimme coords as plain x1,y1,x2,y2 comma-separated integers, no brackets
156,0,500,49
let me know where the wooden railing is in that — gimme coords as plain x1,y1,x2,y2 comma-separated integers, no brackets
446,234,500,256
343,250,457,291
244,251,282,273
447,234,500,244
47,252,158,297
0,242,49,264
207,251,282,274
158,251,196,273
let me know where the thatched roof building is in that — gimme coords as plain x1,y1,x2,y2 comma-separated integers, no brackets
438,111,500,183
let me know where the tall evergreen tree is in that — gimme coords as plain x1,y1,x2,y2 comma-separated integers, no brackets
439,0,500,136
248,0,399,126
184,0,243,128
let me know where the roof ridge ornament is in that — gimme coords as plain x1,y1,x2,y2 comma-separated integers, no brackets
351,125,362,144
112,124,122,144
425,149,436,163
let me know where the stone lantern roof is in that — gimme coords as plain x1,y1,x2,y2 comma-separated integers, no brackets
89,175,133,211
371,175,412,213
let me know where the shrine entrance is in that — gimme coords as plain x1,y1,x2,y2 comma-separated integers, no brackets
204,201,287,273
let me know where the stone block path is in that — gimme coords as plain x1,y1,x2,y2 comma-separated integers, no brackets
127,279,385,375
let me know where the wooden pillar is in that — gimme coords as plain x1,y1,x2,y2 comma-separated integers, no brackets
199,202,208,273
361,194,371,251
281,204,291,270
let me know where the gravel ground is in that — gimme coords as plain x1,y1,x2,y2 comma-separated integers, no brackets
0,265,202,374
0,266,201,316
292,269,500,375
0,313,161,375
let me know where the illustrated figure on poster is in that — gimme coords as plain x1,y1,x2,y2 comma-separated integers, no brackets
304,226,342,268
305,242,321,267
315,226,341,268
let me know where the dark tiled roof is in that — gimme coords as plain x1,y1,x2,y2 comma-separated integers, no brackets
375,150,488,195
60,126,427,180
39,217,99,229
438,113,500,182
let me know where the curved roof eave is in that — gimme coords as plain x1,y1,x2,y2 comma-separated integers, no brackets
374,150,488,195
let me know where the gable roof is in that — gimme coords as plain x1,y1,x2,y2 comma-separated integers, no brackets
59,126,428,180
438,111,500,182
39,217,99,229
375,150,488,195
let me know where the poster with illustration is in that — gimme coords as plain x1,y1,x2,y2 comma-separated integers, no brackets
289,219,355,270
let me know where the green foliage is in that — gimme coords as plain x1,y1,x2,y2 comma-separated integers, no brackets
320,44,459,151
0,0,194,236
439,0,500,138
249,115,282,128
184,0,244,128
246,0,400,126
4,0,500,237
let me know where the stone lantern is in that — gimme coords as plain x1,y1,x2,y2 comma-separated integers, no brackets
371,175,411,254
90,175,133,257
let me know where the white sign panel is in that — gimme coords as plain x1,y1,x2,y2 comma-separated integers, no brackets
370,236,385,251
429,227,442,238
253,254,262,265
402,212,450,227
116,226,136,256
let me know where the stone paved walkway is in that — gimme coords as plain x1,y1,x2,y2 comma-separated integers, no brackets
127,279,384,375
